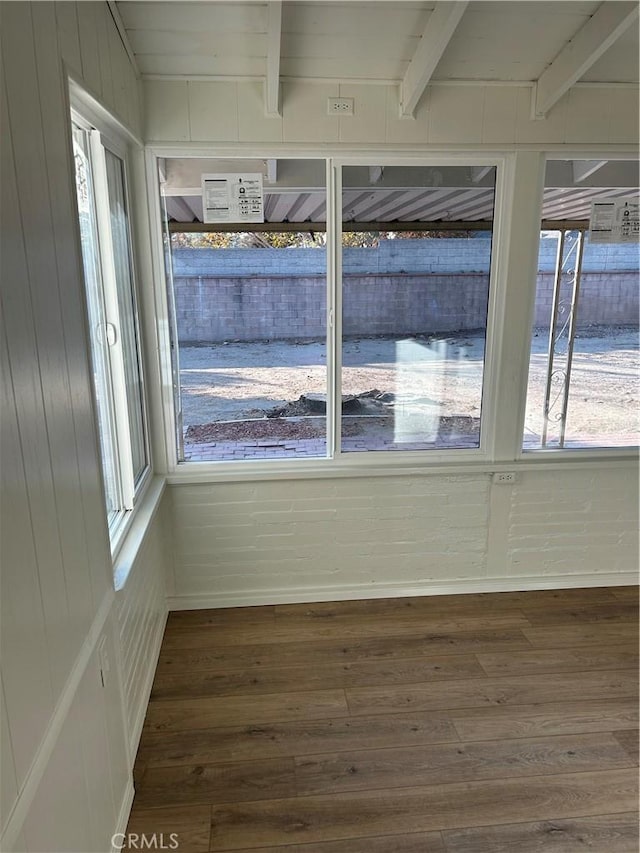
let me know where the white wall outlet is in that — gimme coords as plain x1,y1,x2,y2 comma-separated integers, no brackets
328,97,354,116
493,472,516,484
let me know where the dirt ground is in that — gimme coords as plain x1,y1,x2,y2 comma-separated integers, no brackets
179,327,639,448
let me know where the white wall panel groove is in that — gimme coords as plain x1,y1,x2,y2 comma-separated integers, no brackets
144,79,639,145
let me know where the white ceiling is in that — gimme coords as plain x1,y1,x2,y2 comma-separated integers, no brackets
117,0,639,84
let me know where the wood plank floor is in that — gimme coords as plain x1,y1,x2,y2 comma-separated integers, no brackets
126,585,639,852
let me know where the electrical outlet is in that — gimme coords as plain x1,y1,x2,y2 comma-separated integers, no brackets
328,97,354,116
493,472,516,484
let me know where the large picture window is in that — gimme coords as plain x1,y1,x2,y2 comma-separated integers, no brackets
159,158,497,465
523,159,639,451
73,113,148,539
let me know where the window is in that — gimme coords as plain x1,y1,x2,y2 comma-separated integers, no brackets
72,113,148,539
158,158,498,465
523,159,639,451
340,165,496,453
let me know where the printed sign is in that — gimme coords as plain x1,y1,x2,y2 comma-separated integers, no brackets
589,199,639,244
202,173,264,224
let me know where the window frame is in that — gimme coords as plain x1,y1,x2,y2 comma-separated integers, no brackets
148,150,508,475
146,145,638,482
71,104,151,551
518,151,640,461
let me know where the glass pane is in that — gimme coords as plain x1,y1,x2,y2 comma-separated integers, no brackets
164,158,328,462
104,149,147,483
72,126,120,518
524,159,639,449
340,165,496,452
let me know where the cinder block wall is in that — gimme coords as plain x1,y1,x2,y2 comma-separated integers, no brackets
172,240,639,343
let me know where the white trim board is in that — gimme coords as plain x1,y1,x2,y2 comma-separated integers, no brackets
111,781,135,853
167,573,638,611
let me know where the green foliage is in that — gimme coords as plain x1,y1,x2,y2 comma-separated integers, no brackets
171,228,481,250
171,231,326,249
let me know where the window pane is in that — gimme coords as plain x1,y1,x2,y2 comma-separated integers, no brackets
340,165,496,452
164,158,328,462
523,160,639,450
73,126,120,518
104,149,147,483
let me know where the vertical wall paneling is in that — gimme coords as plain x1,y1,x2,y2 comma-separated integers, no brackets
77,2,103,100
144,80,190,142
3,1,89,689
0,674,18,827
0,60,58,789
31,1,113,613
97,1,115,109
77,2,102,98
21,703,93,853
0,312,54,791
144,79,639,145
73,652,117,852
107,8,130,128
116,496,169,755
188,81,240,142
0,2,167,849
54,1,82,77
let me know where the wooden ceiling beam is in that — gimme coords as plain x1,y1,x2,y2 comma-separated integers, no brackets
399,1,468,118
532,1,639,118
265,1,282,117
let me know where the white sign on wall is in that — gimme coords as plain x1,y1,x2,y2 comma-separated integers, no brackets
589,199,639,244
201,173,264,224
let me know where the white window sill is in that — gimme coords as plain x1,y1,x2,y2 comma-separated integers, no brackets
165,449,639,485
113,475,166,591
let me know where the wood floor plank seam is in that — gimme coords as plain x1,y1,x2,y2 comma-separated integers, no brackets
156,629,538,674
139,700,638,750
135,720,640,771
142,684,639,736
148,658,640,703
203,765,640,809
131,736,637,808
148,667,640,699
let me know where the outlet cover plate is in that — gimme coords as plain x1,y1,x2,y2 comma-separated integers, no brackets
328,97,354,116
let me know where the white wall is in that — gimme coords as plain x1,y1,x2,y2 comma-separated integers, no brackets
143,78,639,608
169,465,638,608
1,4,167,850
143,79,639,146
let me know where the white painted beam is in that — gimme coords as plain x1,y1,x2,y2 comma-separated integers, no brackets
369,166,384,184
265,1,282,117
532,1,639,118
471,166,494,183
266,159,278,183
166,196,197,222
572,159,608,183
399,1,468,118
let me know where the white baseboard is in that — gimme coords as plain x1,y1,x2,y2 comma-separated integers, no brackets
167,572,638,610
111,780,135,853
